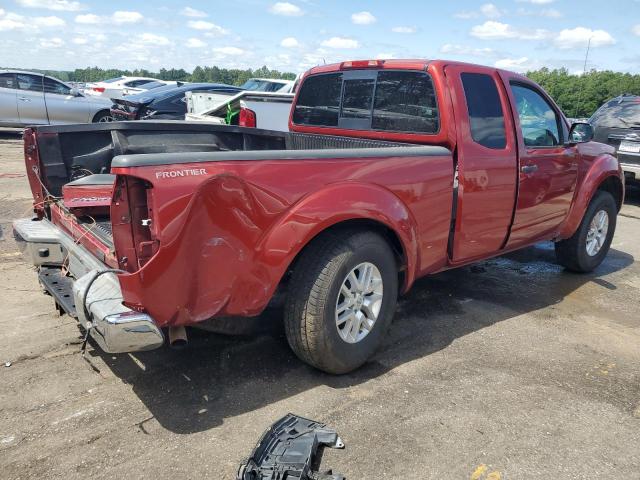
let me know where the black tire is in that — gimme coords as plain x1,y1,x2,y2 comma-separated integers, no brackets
555,190,617,273
284,229,398,374
92,110,113,123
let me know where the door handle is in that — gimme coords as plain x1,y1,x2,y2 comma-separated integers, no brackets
521,164,538,174
18,97,31,102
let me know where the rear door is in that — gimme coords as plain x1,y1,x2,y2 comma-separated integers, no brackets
445,65,518,262
16,73,48,125
0,72,19,125
43,76,91,124
500,76,578,247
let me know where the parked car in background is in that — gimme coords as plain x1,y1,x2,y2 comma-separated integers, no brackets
240,78,295,93
84,76,166,99
590,94,640,182
0,70,113,126
185,91,294,131
121,80,179,97
110,82,243,121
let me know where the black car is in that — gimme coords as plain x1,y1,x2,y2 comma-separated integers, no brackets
110,82,243,121
590,94,640,181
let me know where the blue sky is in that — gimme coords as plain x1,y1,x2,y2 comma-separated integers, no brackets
1,0,639,74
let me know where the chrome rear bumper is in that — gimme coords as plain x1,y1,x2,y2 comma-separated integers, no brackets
12,217,164,353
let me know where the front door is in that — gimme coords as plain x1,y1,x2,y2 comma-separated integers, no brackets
501,76,578,247
43,76,90,124
445,65,518,262
16,73,48,125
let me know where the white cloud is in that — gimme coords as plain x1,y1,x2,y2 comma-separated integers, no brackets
480,3,503,18
554,27,615,49
634,25,640,37
495,57,533,72
181,7,207,18
351,11,376,25
137,33,171,46
440,43,497,57
454,11,477,19
0,12,27,31
112,11,143,24
72,37,87,45
391,26,416,34
212,46,245,56
39,37,65,48
269,2,303,16
33,16,66,27
280,37,299,48
75,13,100,24
185,37,206,48
470,21,549,40
16,0,84,12
187,20,229,37
376,52,394,59
321,37,360,49
517,7,562,18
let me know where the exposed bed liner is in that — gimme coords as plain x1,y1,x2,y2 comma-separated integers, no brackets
32,121,432,196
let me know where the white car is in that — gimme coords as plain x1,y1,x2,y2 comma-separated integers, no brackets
84,76,167,99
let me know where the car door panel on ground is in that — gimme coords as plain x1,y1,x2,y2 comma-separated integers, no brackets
16,73,48,125
445,65,518,263
500,74,578,247
43,76,90,124
0,72,20,126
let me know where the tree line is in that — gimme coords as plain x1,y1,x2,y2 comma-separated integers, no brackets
4,64,640,118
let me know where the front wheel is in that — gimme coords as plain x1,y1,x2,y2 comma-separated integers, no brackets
555,190,617,272
284,230,398,374
92,111,113,123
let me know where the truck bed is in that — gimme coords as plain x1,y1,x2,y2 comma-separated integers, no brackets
32,121,417,196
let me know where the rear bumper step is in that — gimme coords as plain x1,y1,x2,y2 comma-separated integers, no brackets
13,217,164,354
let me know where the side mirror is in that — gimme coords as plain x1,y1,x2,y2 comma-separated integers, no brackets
568,122,594,144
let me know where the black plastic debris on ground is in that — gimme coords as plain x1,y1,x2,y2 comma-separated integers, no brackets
237,413,345,480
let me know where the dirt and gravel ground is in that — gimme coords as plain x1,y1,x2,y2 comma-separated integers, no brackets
0,129,638,479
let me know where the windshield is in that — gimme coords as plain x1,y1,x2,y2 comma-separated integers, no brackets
102,76,125,83
590,98,640,128
241,79,286,92
139,81,168,90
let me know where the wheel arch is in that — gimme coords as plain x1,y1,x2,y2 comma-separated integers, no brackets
92,109,111,123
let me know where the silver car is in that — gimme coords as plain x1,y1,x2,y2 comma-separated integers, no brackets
0,70,113,127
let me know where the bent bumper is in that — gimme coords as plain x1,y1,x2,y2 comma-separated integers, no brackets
13,217,164,353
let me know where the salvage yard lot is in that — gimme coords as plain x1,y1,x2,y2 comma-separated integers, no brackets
0,131,639,479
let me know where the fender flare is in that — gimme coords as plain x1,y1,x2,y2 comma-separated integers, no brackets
558,153,623,239
256,182,420,293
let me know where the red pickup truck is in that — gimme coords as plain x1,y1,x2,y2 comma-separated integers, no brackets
14,59,623,374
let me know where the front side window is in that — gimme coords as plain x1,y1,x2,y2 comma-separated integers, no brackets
293,70,439,134
510,83,561,147
16,74,43,93
461,73,506,149
43,77,71,95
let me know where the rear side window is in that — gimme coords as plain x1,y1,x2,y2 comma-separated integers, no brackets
292,73,343,127
460,73,506,149
293,70,439,134
16,74,43,93
0,73,16,89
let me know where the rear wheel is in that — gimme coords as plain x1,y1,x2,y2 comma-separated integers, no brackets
284,230,398,374
555,190,617,272
92,111,113,123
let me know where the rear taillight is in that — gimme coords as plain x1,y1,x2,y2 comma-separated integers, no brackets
93,87,105,93
239,107,257,128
